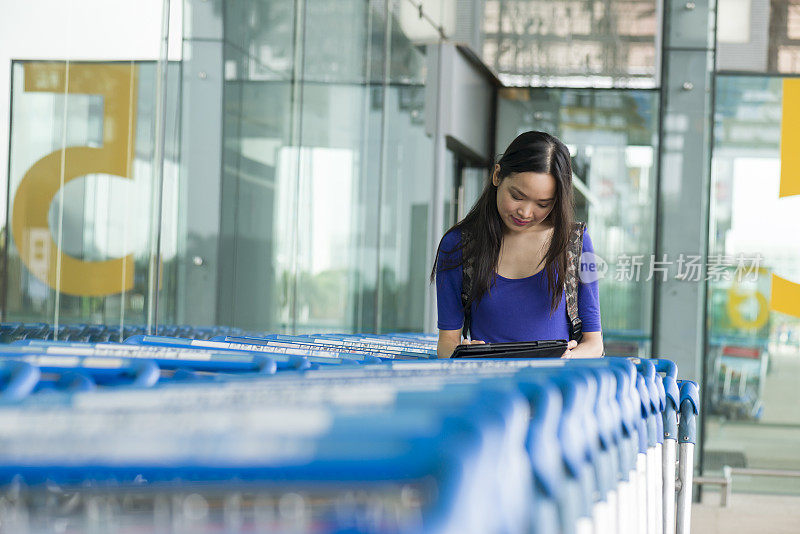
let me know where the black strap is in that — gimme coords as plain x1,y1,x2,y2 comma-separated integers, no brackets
461,230,473,339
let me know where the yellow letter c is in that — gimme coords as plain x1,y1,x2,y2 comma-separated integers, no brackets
11,63,138,296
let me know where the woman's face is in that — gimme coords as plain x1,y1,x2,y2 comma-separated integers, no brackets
493,166,557,233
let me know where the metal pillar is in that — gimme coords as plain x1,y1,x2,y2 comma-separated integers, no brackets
177,0,225,326
653,0,717,384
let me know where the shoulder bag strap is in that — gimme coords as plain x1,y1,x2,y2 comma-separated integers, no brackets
565,221,586,342
460,230,473,340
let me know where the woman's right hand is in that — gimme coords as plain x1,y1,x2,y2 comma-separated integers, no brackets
460,339,486,346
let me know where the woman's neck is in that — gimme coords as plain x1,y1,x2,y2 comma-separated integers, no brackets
502,221,554,239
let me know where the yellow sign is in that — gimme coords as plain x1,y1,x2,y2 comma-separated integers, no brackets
727,268,770,330
12,62,138,296
772,79,800,318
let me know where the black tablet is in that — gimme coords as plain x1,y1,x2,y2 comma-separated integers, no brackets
450,339,568,359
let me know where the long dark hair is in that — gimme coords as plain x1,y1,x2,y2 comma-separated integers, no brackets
431,131,575,313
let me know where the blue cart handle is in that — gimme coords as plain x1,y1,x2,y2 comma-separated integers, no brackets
1,361,41,401
635,359,659,414
254,356,278,375
56,371,96,392
655,375,666,412
678,381,700,444
635,373,650,417
662,375,680,440
654,358,678,380
662,375,680,410
288,355,311,371
130,360,160,387
661,375,680,441
519,380,563,500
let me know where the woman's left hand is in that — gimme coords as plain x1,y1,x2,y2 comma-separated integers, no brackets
561,332,604,358
561,339,578,358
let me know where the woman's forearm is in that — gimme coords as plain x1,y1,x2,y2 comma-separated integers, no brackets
437,331,462,358
437,339,458,358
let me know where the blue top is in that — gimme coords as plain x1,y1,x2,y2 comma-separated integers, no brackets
436,228,602,342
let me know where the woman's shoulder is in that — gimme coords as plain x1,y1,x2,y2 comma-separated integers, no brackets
437,227,466,269
440,227,463,251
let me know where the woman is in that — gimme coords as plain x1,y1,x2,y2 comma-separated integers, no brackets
432,131,603,358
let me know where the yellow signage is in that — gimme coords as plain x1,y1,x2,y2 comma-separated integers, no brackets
772,79,800,318
727,268,770,330
11,62,138,296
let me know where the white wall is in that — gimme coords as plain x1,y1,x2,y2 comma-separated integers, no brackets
0,0,183,225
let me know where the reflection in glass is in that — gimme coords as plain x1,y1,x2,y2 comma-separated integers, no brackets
482,0,658,87
3,0,440,337
703,75,800,493
378,84,432,333
6,61,180,336
211,0,434,334
717,0,800,74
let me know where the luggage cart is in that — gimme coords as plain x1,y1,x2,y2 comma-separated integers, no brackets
0,329,699,534
709,340,768,420
0,370,533,532
602,330,651,358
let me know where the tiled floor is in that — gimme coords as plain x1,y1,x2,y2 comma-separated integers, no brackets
692,492,800,534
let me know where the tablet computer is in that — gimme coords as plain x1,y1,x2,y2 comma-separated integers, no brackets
450,339,568,359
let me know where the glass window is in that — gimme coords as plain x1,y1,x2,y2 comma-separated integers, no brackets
717,0,800,74
2,0,442,337
6,61,179,337
703,75,800,493
206,0,437,334
376,25,432,332
481,0,658,88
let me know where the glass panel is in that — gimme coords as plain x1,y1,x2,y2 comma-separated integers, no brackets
200,0,297,332
376,13,432,333
703,74,800,493
481,0,658,87
6,60,178,339
460,167,486,220
3,0,442,336
443,149,456,234
292,0,376,333
496,87,660,355
183,0,441,335
293,85,367,331
3,1,178,338
6,61,70,329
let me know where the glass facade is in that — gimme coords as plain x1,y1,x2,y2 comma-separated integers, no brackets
702,0,800,494
2,0,436,336
208,0,433,334
703,74,800,493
